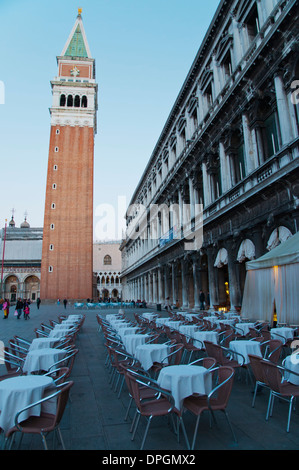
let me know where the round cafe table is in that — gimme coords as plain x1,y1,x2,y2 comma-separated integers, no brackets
23,348,67,374
29,337,60,352
229,340,262,365
134,343,170,371
122,334,150,356
283,355,299,385
270,327,294,343
234,323,256,337
49,328,75,339
157,365,213,410
192,331,218,348
178,325,199,338
0,375,56,434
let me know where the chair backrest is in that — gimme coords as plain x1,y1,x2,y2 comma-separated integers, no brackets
203,357,217,369
54,381,74,425
248,354,266,383
267,340,283,364
209,366,235,409
45,366,71,383
204,341,225,365
169,343,184,365
259,360,282,392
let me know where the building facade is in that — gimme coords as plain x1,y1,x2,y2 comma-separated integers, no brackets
93,241,122,300
40,10,98,301
120,0,299,312
0,217,43,302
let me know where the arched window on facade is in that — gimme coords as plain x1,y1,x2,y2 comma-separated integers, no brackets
81,95,88,108
74,95,80,107
67,95,73,107
104,255,112,265
60,94,66,106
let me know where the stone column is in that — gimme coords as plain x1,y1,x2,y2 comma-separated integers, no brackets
274,73,294,145
181,258,189,309
158,266,163,303
148,272,152,304
171,261,177,305
227,241,242,312
242,113,259,173
152,271,157,304
191,254,201,309
202,161,211,207
207,247,218,311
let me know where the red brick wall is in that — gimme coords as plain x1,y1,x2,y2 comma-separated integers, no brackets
40,125,94,300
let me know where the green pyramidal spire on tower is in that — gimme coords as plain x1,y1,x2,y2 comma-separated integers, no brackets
65,24,88,57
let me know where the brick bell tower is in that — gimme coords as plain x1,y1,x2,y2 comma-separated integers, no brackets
40,9,98,301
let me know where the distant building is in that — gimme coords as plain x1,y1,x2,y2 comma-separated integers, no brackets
0,219,121,303
0,217,43,302
93,241,122,300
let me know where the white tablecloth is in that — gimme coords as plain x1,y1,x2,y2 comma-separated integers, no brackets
23,348,67,373
164,321,182,329
283,355,299,385
235,323,256,336
0,375,56,433
142,312,158,322
49,328,74,339
270,327,294,343
134,344,170,371
192,331,219,348
29,338,60,352
178,325,199,338
119,327,140,341
122,334,150,355
157,365,213,410
229,340,262,365
156,317,172,326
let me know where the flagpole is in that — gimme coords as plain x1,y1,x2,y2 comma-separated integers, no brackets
1,219,7,298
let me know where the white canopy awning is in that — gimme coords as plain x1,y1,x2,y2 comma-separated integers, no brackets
266,226,292,251
246,230,299,270
242,231,299,324
214,248,228,268
237,239,255,263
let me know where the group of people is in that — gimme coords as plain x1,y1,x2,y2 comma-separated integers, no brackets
0,298,31,319
15,298,31,319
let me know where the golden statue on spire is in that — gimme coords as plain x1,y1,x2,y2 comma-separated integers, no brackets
78,7,82,16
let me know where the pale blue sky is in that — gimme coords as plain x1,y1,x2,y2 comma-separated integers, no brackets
0,0,220,239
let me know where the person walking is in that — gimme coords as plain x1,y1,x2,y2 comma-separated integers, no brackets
36,297,41,309
16,298,24,319
24,303,30,319
199,290,205,310
63,299,68,309
3,299,10,319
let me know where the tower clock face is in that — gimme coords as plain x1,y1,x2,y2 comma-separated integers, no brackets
70,66,80,77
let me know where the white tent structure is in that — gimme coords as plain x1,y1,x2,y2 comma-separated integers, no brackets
241,231,299,324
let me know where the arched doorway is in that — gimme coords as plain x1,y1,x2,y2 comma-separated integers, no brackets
214,248,230,309
24,276,40,302
4,275,18,302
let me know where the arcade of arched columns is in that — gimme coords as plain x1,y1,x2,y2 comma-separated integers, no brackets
122,225,294,312
1,273,41,302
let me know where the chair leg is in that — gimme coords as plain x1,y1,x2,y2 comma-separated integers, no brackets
125,397,133,421
57,426,66,450
131,413,141,440
178,416,190,450
252,383,258,407
223,410,237,443
140,416,152,450
41,432,48,450
287,396,294,433
266,391,273,421
191,415,201,450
